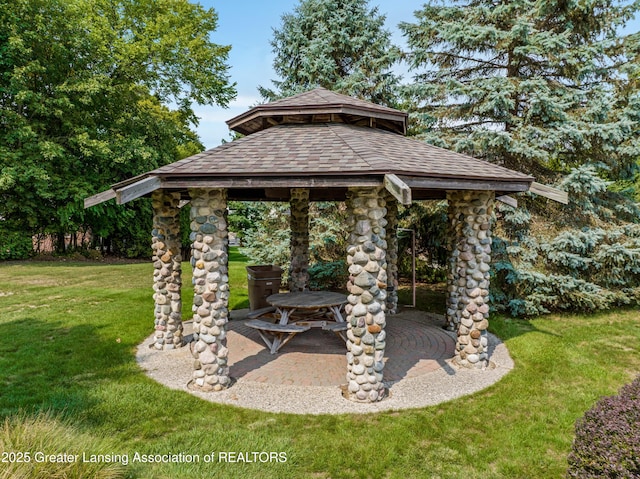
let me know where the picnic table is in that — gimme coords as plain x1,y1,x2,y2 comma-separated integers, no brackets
245,291,348,354
267,291,347,325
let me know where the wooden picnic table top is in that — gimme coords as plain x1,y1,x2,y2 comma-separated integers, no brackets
266,291,347,309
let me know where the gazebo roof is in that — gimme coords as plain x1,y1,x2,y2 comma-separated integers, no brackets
227,88,408,135
154,122,531,183
85,88,545,207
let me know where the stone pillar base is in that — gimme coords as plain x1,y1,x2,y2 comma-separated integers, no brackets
446,190,495,369
289,188,310,291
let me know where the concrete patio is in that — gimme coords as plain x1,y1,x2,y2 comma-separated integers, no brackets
136,308,514,415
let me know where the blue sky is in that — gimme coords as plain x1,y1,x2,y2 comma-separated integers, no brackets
193,1,639,149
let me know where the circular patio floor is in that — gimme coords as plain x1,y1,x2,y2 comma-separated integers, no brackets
136,309,514,414
226,310,455,386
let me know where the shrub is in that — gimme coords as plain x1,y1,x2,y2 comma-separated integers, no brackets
0,411,127,479
567,375,640,478
0,230,33,261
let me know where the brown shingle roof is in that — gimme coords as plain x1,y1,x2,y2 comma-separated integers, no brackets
152,123,533,183
263,88,404,116
227,88,407,135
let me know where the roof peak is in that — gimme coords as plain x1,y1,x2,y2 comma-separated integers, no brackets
226,87,407,136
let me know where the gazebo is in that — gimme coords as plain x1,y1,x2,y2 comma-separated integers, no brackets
85,88,559,403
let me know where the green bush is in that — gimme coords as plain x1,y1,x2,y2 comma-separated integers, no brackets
0,412,127,479
0,230,33,260
567,375,640,478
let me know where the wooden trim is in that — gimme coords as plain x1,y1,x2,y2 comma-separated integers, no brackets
116,176,162,205
400,176,531,192
529,182,569,204
161,177,382,189
496,195,518,208
384,174,412,205
227,105,407,135
84,189,116,208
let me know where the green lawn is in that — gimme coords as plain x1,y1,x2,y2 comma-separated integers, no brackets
0,249,639,478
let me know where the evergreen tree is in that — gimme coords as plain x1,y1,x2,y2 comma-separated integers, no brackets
259,0,402,106
401,0,640,315
400,0,640,181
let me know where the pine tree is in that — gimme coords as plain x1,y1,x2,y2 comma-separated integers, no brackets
259,0,402,106
401,0,640,316
400,0,640,181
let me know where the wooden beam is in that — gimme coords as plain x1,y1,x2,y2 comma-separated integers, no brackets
384,174,412,205
84,189,116,209
401,176,531,193
496,195,518,208
529,182,569,204
162,177,381,189
116,176,162,205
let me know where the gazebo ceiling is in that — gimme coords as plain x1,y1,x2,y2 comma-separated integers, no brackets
85,88,548,208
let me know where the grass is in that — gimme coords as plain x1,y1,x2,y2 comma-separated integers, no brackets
0,412,126,479
0,247,639,478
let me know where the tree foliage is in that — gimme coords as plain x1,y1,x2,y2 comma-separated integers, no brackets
400,0,640,315
400,0,640,182
491,166,640,315
238,202,349,289
0,0,235,256
259,0,402,106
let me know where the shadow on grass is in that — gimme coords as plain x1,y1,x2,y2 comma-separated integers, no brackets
0,317,138,419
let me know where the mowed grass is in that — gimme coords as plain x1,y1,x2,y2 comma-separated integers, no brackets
1,249,639,478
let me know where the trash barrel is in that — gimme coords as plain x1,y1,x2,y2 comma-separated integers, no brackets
246,265,283,311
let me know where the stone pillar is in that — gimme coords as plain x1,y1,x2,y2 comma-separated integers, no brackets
289,188,310,291
445,195,463,332
344,186,388,402
151,190,183,350
446,190,495,369
188,188,231,391
385,194,399,314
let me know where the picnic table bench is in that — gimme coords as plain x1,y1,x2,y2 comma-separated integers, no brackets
245,319,311,354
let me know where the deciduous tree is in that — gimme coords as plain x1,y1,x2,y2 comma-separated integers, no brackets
0,0,235,256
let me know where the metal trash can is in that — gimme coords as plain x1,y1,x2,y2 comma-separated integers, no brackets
246,265,283,311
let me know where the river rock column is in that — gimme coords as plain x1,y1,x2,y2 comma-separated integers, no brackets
445,195,464,332
289,188,310,291
188,188,231,391
151,190,183,350
344,186,388,402
446,190,495,369
385,194,399,314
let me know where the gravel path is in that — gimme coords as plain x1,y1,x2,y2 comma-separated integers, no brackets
136,310,514,415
